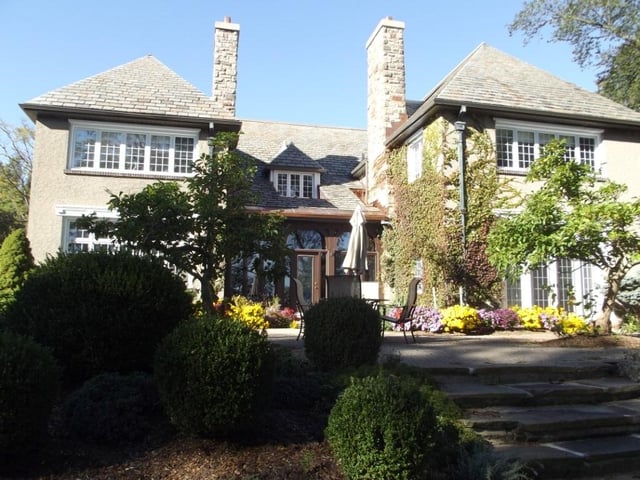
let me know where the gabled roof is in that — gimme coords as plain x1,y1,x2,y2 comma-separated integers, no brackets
20,55,238,126
269,142,325,172
390,43,640,145
237,119,383,220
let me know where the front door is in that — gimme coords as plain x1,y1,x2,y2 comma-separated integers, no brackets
296,253,322,305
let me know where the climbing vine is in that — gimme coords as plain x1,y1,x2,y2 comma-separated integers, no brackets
381,117,517,308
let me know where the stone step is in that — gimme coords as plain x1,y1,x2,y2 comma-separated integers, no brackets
441,376,640,409
494,433,640,479
427,362,619,384
465,398,640,443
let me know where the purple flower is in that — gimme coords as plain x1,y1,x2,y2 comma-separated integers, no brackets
478,308,520,330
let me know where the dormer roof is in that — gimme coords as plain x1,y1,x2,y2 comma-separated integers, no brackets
269,142,325,172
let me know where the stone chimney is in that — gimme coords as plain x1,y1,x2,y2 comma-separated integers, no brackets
212,16,240,118
366,17,406,207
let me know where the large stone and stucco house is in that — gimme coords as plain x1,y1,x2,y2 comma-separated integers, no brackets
21,16,640,311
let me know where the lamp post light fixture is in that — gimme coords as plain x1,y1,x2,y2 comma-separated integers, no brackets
455,119,467,305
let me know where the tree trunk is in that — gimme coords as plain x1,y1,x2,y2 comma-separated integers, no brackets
598,267,627,335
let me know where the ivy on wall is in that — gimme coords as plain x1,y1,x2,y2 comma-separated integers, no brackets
381,118,517,308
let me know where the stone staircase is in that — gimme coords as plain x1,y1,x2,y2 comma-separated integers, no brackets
428,364,640,479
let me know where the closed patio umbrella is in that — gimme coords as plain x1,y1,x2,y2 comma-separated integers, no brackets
341,205,368,275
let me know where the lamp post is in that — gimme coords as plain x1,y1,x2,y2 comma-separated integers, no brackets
455,119,467,305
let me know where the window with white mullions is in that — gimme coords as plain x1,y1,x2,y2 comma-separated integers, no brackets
517,131,535,169
174,137,195,173
69,121,198,176
274,171,315,198
291,174,301,197
66,219,116,253
125,134,145,171
100,131,123,169
495,119,602,174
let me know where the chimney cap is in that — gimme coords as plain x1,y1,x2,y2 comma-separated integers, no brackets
215,17,240,31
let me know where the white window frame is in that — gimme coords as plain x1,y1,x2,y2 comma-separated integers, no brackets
495,119,603,175
511,259,601,318
406,132,423,183
271,170,318,198
56,205,119,253
68,120,200,176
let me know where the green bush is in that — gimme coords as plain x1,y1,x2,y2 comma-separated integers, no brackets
303,297,381,371
0,329,60,458
154,314,274,438
4,251,193,384
0,228,34,312
325,373,459,480
60,372,164,445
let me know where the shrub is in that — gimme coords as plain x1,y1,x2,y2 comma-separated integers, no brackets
60,372,163,445
326,373,459,480
4,251,192,384
154,314,274,438
0,228,34,312
304,297,381,371
0,330,60,458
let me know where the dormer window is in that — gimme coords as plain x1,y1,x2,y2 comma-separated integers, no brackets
274,171,315,198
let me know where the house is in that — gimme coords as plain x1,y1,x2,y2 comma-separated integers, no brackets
21,16,640,313
365,17,640,315
20,18,385,307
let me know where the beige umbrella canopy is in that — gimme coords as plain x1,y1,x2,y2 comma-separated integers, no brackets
341,205,368,275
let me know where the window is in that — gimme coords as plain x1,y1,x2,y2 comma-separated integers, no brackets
495,120,602,173
69,121,199,176
531,265,550,307
274,172,315,198
65,219,117,253
407,133,423,183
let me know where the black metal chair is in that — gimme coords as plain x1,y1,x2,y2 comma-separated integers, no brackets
292,277,311,341
380,277,421,343
325,275,362,299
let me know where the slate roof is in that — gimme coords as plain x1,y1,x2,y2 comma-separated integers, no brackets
237,119,380,219
20,55,236,124
390,43,640,145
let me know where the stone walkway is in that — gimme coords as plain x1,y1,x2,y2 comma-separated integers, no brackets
266,328,633,370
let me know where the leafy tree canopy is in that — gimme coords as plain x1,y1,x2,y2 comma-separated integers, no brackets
487,140,640,332
509,0,640,110
81,132,289,311
0,121,33,240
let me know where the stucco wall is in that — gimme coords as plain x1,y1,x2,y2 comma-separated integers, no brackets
26,117,206,262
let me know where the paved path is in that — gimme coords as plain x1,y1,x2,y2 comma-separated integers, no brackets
266,328,633,370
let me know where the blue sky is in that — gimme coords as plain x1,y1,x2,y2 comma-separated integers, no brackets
1,0,599,130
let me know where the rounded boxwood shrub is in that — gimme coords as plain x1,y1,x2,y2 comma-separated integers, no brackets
326,373,455,480
154,314,274,438
304,297,381,371
0,329,60,458
60,372,163,445
4,251,193,384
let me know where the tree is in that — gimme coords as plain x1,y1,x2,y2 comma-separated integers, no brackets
508,0,640,110
0,228,34,311
0,121,33,240
83,132,289,312
487,140,640,333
